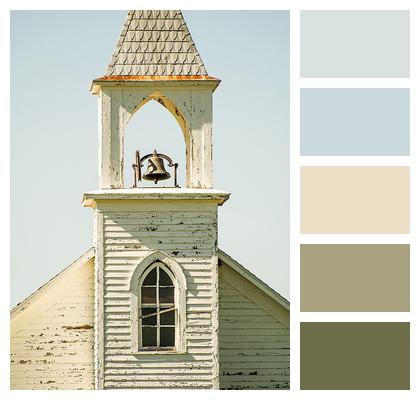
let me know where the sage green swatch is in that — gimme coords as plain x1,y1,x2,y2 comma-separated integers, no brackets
301,244,410,312
301,322,410,389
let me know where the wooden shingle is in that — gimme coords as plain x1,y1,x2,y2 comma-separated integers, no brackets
106,10,207,77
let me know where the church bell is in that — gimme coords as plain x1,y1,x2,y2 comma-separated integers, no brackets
142,150,171,184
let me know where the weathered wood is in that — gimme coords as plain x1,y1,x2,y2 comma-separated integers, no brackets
104,225,214,233
218,265,290,390
95,200,220,389
104,238,212,248
104,217,215,225
10,253,95,389
220,355,288,363
104,210,214,217
103,380,212,388
104,368,212,375
104,361,213,369
104,354,213,362
104,374,212,381
94,211,105,389
97,83,215,190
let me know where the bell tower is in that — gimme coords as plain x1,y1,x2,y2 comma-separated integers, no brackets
83,10,229,389
90,9,220,190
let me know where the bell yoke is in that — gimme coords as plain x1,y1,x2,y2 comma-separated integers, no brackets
132,149,179,187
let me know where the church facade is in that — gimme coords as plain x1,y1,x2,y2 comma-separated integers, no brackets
10,10,290,390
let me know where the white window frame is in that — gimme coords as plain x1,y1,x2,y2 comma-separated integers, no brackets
138,262,177,350
129,251,187,353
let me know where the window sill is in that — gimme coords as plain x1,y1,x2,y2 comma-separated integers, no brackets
131,350,187,355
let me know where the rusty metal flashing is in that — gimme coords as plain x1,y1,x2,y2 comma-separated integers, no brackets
94,75,219,82
90,75,221,94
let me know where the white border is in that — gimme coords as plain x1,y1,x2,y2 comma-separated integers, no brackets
300,234,410,244
290,7,300,392
300,156,410,166
3,1,419,399
300,313,411,323
294,2,417,398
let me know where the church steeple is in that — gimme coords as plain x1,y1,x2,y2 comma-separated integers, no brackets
90,10,220,190
106,10,207,77
83,11,229,389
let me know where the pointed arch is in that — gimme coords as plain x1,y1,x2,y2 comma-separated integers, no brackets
98,84,214,189
129,251,187,353
125,91,191,140
122,90,192,188
129,250,187,292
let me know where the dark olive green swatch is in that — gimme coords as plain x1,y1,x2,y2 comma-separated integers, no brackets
301,244,410,312
300,322,410,389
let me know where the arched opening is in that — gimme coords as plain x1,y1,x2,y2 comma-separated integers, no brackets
139,262,176,349
124,98,186,188
129,250,187,353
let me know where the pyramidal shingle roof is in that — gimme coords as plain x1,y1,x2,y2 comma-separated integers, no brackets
106,10,208,77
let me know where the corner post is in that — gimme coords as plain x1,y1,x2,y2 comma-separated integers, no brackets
99,89,124,189
190,89,213,189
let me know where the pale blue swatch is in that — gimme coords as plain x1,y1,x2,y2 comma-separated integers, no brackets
301,11,410,78
301,89,410,156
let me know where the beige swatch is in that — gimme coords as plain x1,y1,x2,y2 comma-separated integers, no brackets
301,244,410,312
301,166,410,233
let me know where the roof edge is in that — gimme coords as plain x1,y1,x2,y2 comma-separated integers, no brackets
218,249,290,311
82,189,230,208
90,75,221,94
94,75,219,82
11,248,95,318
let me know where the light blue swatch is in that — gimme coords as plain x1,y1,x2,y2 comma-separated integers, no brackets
301,11,410,78
301,89,410,156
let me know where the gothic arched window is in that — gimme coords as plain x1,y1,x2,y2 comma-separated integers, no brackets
129,251,187,353
139,262,176,350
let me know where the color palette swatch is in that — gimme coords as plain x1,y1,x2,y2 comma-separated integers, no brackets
301,244,410,312
300,322,410,389
301,89,410,156
300,10,410,77
299,9,410,390
301,166,410,234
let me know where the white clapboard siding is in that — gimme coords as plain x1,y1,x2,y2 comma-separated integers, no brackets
98,203,218,389
218,261,290,390
10,219,289,390
10,249,95,390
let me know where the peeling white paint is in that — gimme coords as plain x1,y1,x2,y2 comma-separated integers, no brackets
92,197,221,389
95,84,217,190
10,251,95,390
218,263,290,390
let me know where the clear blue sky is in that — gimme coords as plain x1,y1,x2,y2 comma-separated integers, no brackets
10,10,290,307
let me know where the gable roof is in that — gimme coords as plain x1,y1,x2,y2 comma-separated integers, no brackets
218,249,290,311
11,248,95,318
11,248,289,314
106,10,208,77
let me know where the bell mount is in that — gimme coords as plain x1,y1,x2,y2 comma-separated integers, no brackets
132,149,179,188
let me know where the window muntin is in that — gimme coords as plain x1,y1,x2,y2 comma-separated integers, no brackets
140,263,176,350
